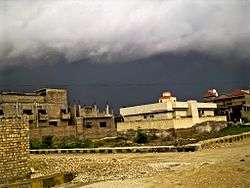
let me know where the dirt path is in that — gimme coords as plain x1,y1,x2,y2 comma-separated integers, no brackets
30,139,250,187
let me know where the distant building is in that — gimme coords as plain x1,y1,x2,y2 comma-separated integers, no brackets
203,89,250,122
118,91,226,131
121,91,217,122
0,88,117,139
70,104,116,138
0,88,70,127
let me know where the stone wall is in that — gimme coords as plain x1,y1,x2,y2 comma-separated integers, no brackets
30,118,117,141
0,117,30,184
117,116,227,132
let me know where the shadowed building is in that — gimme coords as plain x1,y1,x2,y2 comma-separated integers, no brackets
70,104,116,139
203,89,250,122
0,88,70,127
0,88,117,140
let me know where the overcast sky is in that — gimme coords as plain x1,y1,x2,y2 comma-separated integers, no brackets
1,0,250,64
0,0,249,110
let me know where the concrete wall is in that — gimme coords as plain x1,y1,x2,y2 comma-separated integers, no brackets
0,89,70,127
241,110,250,122
117,116,227,132
81,118,117,139
0,94,44,103
124,112,173,122
30,117,117,140
120,103,170,116
120,99,217,122
0,117,30,184
30,125,77,140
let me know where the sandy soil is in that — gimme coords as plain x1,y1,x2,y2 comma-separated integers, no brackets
30,139,250,188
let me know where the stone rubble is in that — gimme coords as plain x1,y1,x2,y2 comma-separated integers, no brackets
30,154,187,184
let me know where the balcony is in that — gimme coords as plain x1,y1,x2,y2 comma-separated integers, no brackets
38,113,49,121
61,113,70,120
28,114,35,120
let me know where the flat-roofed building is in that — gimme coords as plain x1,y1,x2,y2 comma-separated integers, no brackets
120,91,217,122
0,88,70,127
70,104,116,138
118,91,225,131
203,89,250,122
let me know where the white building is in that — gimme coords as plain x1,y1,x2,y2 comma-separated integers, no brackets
118,91,226,132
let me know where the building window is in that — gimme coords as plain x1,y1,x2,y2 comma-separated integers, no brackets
61,109,67,114
0,109,4,115
23,109,33,115
85,121,92,128
143,115,147,119
29,120,33,125
150,114,154,118
100,121,107,128
199,110,205,117
49,121,58,126
38,109,47,114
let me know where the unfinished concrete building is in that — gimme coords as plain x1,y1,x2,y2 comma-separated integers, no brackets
70,104,117,138
0,88,70,127
0,88,117,140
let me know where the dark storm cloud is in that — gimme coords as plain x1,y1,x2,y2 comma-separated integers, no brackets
1,0,250,66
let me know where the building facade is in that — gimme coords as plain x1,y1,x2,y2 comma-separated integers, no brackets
121,91,217,122
70,104,117,138
203,89,250,122
118,91,226,131
0,88,70,127
0,88,117,139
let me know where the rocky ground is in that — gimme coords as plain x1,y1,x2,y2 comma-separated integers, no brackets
30,139,250,187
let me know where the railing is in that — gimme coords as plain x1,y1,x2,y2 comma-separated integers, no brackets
38,113,48,121
61,113,70,120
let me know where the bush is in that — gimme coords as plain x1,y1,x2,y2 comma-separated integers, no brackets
30,136,96,149
42,135,53,149
56,137,96,149
30,139,43,149
134,129,149,144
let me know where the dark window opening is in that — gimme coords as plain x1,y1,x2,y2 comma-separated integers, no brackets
61,109,67,114
85,121,92,128
49,121,58,126
38,119,47,123
100,121,107,128
38,109,47,114
84,107,93,113
150,114,154,118
199,110,205,117
0,110,4,115
23,109,33,115
29,120,33,124
143,115,147,119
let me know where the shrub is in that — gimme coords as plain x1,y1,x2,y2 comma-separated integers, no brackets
30,136,96,149
30,139,43,149
77,138,96,148
42,135,54,149
135,129,149,144
56,137,96,149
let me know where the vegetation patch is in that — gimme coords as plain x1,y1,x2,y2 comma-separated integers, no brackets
30,136,96,149
30,123,250,149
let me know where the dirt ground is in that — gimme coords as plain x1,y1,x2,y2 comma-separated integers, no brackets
31,139,250,188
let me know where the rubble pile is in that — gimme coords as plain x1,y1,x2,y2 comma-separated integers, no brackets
30,154,163,183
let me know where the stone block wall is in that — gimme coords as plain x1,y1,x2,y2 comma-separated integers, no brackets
30,118,117,141
0,117,30,184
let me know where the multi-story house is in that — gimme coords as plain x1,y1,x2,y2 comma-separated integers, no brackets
203,89,250,122
0,88,70,127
